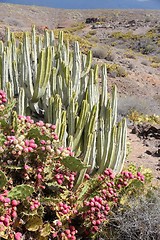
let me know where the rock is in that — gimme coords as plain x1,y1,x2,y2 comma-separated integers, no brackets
128,19,136,26
85,18,99,24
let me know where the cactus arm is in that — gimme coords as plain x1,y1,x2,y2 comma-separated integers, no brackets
81,50,92,78
37,35,43,57
31,25,37,84
109,122,122,171
84,105,97,173
72,41,81,94
6,82,13,102
23,32,34,99
0,41,4,55
5,27,11,42
43,47,52,88
74,133,93,190
17,88,25,116
97,106,112,174
73,100,89,151
87,131,97,174
54,95,62,136
99,64,108,118
2,50,7,90
113,118,127,173
32,47,52,102
87,69,95,110
47,96,54,124
31,48,45,101
96,118,104,167
67,94,77,137
50,30,55,46
50,67,57,95
59,110,67,144
84,105,97,144
111,85,117,126
44,29,50,48
104,126,117,170
56,74,63,99
6,42,14,94
12,61,19,96
11,33,17,62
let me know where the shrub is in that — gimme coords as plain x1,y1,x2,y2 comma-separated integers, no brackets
144,14,151,23
150,56,160,63
14,32,24,42
85,31,97,40
92,46,115,61
105,50,115,61
127,62,135,70
128,110,160,125
99,189,160,240
132,38,157,55
90,36,99,43
111,31,138,40
124,50,136,59
117,95,160,117
141,59,149,66
106,63,127,77
150,62,160,68
92,46,109,59
149,56,160,68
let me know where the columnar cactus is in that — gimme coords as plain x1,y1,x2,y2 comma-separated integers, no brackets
0,26,127,187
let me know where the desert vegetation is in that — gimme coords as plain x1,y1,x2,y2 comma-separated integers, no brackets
0,93,157,240
0,4,159,240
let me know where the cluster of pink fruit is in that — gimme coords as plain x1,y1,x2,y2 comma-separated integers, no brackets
83,195,110,233
0,191,22,239
116,170,144,189
57,201,78,216
0,90,7,104
54,161,76,189
60,226,77,240
18,115,59,141
82,168,145,235
0,116,74,160
3,136,38,155
58,202,71,215
52,224,77,240
30,199,41,211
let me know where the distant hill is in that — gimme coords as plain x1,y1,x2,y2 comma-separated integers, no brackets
0,0,160,9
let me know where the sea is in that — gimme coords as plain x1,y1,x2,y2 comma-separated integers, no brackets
0,0,160,9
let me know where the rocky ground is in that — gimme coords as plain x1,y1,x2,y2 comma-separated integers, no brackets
0,3,159,184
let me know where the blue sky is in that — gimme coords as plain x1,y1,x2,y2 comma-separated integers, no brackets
0,0,160,9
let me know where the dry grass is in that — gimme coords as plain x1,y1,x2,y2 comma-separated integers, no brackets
98,190,160,240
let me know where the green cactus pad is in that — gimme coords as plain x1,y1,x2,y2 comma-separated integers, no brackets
26,215,43,231
39,223,51,237
0,170,7,188
8,184,34,200
61,156,89,172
